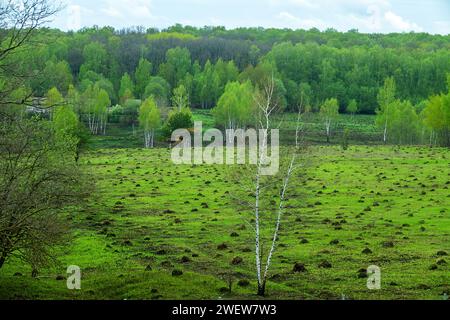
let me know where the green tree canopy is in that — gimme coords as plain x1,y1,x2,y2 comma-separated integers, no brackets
143,76,171,106
172,84,190,111
159,47,192,89
213,81,255,130
347,99,358,115
135,58,153,98
164,107,194,137
422,77,450,146
119,73,135,103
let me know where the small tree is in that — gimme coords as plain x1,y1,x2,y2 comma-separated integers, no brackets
346,99,358,118
53,105,79,140
172,84,190,112
139,97,161,148
320,98,339,143
163,107,194,139
341,128,350,150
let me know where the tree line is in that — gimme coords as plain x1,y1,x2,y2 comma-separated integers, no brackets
14,25,450,114
2,23,450,149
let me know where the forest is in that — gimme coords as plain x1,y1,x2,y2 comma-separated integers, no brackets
7,22,449,146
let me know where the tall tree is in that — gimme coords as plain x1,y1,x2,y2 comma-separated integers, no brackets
159,47,192,89
66,85,80,116
198,60,221,108
143,76,170,106
79,42,108,77
135,58,153,99
45,87,64,119
230,75,304,297
0,0,60,108
119,73,135,103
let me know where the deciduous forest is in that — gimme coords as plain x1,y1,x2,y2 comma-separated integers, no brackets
0,0,449,302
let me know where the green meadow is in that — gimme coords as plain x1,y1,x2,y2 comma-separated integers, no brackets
2,3,450,304
1,141,448,300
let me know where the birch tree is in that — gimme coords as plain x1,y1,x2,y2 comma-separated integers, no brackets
139,97,161,148
82,85,110,135
213,81,255,140
95,89,110,135
172,84,190,112
388,100,420,145
320,98,339,143
66,85,81,117
376,77,397,144
347,99,358,118
229,74,305,297
421,76,450,147
255,75,304,296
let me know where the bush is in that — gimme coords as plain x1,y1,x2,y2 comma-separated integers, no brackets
120,99,141,126
162,108,194,137
341,128,350,151
108,105,124,124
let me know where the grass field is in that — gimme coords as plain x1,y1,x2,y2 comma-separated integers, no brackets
1,145,448,300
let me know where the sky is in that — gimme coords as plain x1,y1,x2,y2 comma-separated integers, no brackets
49,0,450,35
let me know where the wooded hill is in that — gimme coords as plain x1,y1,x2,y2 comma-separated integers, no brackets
9,24,450,114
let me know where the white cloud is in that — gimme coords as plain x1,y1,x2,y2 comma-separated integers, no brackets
101,6,121,18
276,11,326,30
50,0,442,34
384,10,423,32
101,0,154,20
332,2,425,33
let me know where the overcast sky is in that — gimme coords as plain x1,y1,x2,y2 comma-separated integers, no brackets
49,0,450,34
